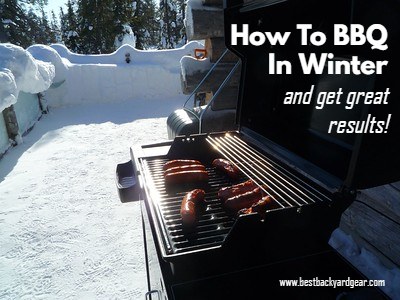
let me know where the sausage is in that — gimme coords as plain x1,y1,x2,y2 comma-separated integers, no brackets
224,187,263,212
218,179,258,201
212,158,240,180
163,159,202,171
165,170,208,185
164,164,206,176
180,189,205,226
238,195,275,219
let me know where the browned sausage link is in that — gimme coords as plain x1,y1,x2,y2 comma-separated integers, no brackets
163,159,202,171
253,196,277,212
224,187,262,212
238,207,252,216
164,164,206,176
180,189,205,226
212,158,240,180
238,196,275,219
218,179,258,201
165,170,208,185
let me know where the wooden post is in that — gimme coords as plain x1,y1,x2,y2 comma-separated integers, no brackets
186,5,224,40
181,62,241,94
205,38,239,63
2,105,19,141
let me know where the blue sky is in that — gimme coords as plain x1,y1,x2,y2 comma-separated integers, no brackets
45,0,68,15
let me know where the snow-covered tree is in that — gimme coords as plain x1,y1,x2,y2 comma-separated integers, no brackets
114,24,136,48
26,1,56,45
175,0,186,46
112,0,136,48
0,0,56,46
76,0,136,53
158,0,185,49
0,0,165,53
50,10,62,43
60,0,79,52
131,0,159,49
0,0,32,46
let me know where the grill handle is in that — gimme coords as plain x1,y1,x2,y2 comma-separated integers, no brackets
145,290,163,300
115,159,141,202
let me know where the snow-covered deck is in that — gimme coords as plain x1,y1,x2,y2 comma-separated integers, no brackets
0,99,182,299
1,41,399,299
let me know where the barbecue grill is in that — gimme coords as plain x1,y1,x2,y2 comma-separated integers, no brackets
116,0,399,298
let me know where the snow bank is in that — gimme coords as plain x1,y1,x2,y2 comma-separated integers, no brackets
50,41,202,70
329,228,400,299
45,41,204,107
27,44,68,84
0,44,55,112
1,41,206,109
46,63,184,106
114,24,136,49
0,68,17,112
180,55,211,81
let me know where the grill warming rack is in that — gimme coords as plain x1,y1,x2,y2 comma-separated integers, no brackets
139,133,334,258
206,133,332,208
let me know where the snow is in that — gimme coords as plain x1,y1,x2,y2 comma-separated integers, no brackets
0,99,184,300
1,41,399,299
0,68,17,112
114,24,136,49
66,30,79,39
41,41,203,107
0,44,55,112
50,41,202,67
180,54,210,80
0,42,190,299
2,19,17,26
329,228,400,299
185,0,222,11
27,45,69,84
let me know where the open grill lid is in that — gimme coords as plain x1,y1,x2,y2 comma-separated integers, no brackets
224,0,400,191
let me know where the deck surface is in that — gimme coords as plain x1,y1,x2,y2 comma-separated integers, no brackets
340,181,400,269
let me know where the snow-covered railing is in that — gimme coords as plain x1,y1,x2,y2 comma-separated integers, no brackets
0,44,55,156
0,41,206,157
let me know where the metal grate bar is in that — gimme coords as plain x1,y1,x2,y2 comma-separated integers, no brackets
140,133,333,256
142,157,236,255
206,133,332,207
207,136,292,207
230,135,332,202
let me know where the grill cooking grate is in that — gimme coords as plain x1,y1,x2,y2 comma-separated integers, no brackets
206,133,332,208
141,158,237,255
140,133,334,256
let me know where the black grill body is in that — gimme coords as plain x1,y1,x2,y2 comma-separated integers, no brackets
138,132,348,261
116,0,400,298
132,133,386,299
225,0,400,190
